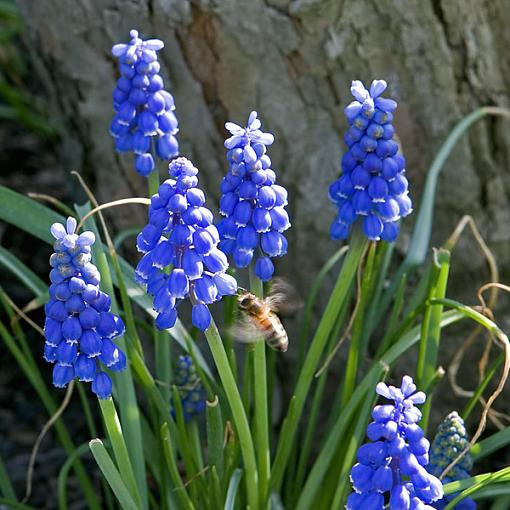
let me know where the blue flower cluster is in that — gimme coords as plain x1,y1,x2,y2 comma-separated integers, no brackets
172,355,206,421
217,111,290,282
347,376,443,509
110,29,179,176
44,218,126,399
428,412,476,510
135,157,237,331
329,80,412,242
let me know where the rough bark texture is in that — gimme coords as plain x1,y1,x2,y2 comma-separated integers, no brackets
16,0,510,418
16,0,510,282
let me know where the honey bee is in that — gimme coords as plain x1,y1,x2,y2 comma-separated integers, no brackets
234,279,300,352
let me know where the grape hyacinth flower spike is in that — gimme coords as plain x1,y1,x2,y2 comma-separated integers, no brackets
135,157,237,331
110,29,179,176
171,355,206,421
44,218,126,399
347,375,443,509
428,412,476,510
217,111,290,281
329,80,412,242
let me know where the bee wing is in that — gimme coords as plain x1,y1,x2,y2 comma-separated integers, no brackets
265,278,303,315
228,315,268,345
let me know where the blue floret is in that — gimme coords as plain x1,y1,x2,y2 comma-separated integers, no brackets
330,80,412,242
347,376,443,509
110,29,179,176
217,111,290,281
135,157,237,331
44,217,126,399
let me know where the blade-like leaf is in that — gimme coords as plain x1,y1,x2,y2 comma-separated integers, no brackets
0,245,47,296
224,468,243,510
89,439,139,510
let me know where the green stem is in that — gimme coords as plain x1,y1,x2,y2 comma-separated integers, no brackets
416,249,450,432
148,169,160,197
462,353,504,420
171,386,202,503
249,270,270,507
160,423,195,510
270,229,367,493
293,296,351,505
76,382,98,438
78,206,147,507
204,320,259,510
341,241,376,407
156,329,171,402
99,398,143,509
296,245,349,372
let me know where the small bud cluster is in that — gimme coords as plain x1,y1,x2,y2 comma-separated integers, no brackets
110,29,179,176
44,218,126,399
347,376,443,509
135,157,237,331
329,80,412,242
172,355,206,421
428,412,476,510
217,111,290,281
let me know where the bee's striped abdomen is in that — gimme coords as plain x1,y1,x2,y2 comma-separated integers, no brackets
265,313,288,352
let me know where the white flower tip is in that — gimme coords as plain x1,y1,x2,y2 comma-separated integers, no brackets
50,222,66,240
369,79,387,98
77,231,95,246
111,43,127,57
145,39,164,51
409,391,426,404
66,217,77,235
350,80,369,102
375,382,391,399
248,111,258,126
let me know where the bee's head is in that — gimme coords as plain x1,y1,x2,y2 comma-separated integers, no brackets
238,293,256,310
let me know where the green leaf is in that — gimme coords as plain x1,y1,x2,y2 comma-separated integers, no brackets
416,249,451,431
113,227,141,250
0,184,61,243
462,353,503,420
206,396,225,478
89,439,139,510
295,309,464,510
296,245,349,368
471,426,510,462
224,468,242,510
160,423,194,510
57,442,96,510
378,107,510,322
98,399,143,509
0,452,15,499
0,245,47,296
443,467,510,509
271,229,367,493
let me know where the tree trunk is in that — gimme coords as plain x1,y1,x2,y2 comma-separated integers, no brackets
17,0,510,282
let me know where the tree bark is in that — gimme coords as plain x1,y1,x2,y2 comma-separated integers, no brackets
17,0,510,283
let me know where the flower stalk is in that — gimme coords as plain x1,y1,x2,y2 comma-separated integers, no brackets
204,319,259,510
